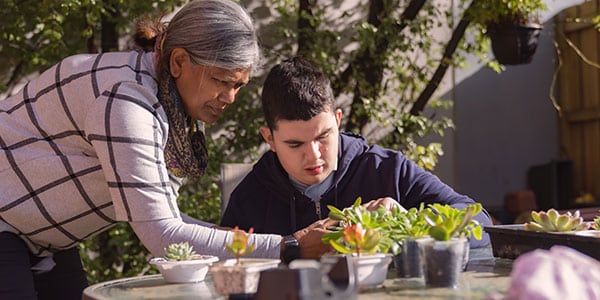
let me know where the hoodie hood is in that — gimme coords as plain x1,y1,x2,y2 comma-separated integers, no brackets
252,132,369,204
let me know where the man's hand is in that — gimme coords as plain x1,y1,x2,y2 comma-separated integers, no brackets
293,218,338,259
362,197,406,212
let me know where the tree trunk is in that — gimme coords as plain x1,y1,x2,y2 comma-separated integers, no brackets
335,0,426,133
101,5,120,52
410,3,473,116
297,0,316,56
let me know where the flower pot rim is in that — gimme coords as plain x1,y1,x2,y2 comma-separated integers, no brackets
149,255,219,265
210,258,280,272
322,252,393,258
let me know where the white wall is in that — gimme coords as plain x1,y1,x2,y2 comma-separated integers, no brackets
434,22,560,209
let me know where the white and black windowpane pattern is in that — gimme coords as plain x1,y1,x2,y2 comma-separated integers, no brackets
0,51,181,256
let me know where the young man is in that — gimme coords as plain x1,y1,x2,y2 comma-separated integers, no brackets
221,56,492,250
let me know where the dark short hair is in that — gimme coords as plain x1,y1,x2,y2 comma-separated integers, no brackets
261,56,335,130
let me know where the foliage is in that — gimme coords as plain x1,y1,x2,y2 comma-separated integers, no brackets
323,197,396,255
225,227,257,265
421,203,483,241
524,209,589,232
0,0,186,93
382,203,430,243
594,216,600,230
164,242,199,261
463,0,547,25
1,0,548,284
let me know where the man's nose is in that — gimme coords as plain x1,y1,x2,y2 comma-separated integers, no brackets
305,141,321,160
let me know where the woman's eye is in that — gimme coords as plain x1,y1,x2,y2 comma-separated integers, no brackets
212,77,228,86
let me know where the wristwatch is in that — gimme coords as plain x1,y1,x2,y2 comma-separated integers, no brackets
282,234,301,265
283,234,299,247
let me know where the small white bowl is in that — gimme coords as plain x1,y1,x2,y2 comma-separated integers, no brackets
149,255,219,283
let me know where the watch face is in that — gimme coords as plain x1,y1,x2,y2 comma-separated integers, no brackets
284,235,299,246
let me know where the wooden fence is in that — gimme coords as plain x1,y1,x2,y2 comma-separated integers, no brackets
556,1,600,201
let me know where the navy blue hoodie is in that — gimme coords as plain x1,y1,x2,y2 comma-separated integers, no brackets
221,132,491,247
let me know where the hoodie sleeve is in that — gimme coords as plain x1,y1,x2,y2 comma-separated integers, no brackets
396,153,493,248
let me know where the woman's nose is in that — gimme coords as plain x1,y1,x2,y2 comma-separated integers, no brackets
219,88,237,104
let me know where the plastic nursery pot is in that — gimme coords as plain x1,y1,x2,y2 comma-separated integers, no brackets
149,255,219,283
393,238,425,278
322,253,393,289
209,258,280,296
461,238,470,271
418,237,467,288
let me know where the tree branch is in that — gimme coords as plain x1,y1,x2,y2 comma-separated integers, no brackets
410,11,472,115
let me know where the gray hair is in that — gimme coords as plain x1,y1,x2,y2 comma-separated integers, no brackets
162,0,261,71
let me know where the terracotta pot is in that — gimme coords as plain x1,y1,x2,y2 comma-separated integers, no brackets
209,258,280,296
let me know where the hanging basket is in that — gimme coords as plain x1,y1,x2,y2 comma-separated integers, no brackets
487,21,543,65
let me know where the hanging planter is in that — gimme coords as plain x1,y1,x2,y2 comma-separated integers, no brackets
486,19,543,65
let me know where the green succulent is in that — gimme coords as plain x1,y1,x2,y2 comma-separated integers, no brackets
524,209,589,232
323,197,396,255
164,242,199,261
421,203,483,241
225,227,256,265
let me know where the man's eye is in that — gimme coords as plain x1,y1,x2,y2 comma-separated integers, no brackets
289,143,301,149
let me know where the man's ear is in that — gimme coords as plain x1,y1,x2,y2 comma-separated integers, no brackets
335,108,343,128
259,126,276,152
169,48,188,79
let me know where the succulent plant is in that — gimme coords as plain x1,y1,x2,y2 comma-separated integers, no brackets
524,209,589,232
421,203,483,241
323,197,395,255
225,226,257,265
594,216,600,230
164,241,199,261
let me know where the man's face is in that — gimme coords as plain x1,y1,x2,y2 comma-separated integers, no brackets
260,109,342,186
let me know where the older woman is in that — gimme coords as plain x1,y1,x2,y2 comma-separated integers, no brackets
0,1,316,299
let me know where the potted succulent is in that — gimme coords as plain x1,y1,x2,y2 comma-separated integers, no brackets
209,227,280,296
383,204,431,278
418,203,483,288
321,197,396,289
466,0,547,65
524,209,589,232
149,241,219,283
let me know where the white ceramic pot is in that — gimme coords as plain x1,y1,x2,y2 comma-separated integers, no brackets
209,258,281,296
149,255,219,283
322,253,393,289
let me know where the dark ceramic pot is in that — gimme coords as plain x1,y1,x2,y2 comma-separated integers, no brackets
487,22,543,65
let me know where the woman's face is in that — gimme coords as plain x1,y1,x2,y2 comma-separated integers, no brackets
170,48,251,124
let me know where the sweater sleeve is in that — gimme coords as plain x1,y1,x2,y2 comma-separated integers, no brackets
130,217,282,259
397,153,492,247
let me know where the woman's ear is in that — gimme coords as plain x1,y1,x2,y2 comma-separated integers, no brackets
169,48,188,79
259,126,276,152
